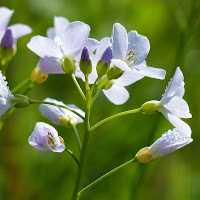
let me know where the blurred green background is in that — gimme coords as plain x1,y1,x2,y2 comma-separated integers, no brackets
0,0,200,199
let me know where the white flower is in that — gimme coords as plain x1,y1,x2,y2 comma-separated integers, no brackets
111,23,166,79
39,98,85,127
159,67,192,137
136,128,193,163
28,122,65,152
0,70,16,117
0,7,32,48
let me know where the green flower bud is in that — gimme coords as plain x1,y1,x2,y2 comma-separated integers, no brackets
62,57,76,75
13,94,30,108
107,66,124,80
96,60,109,78
140,100,162,114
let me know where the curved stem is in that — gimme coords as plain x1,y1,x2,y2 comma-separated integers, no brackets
72,124,82,151
71,74,86,101
66,149,80,166
90,108,141,132
11,78,31,94
28,100,84,120
78,157,137,198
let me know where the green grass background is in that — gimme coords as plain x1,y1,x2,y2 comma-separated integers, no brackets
0,0,200,199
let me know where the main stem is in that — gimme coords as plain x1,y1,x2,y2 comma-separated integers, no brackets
71,75,91,200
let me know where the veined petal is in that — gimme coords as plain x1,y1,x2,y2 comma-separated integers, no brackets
39,58,64,74
162,111,191,137
111,59,131,72
163,96,192,118
134,64,166,80
85,38,100,55
54,16,70,37
61,21,90,57
103,84,129,105
27,36,63,59
115,68,144,86
128,30,150,66
162,67,184,100
8,24,32,39
0,7,14,31
112,23,128,59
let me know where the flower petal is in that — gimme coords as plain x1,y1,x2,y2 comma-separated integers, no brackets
39,58,64,74
162,111,191,137
27,36,63,59
8,24,32,39
134,64,166,80
112,23,128,59
103,84,129,105
111,59,131,72
127,30,150,66
115,68,144,86
0,7,14,31
54,16,70,37
46,27,55,39
61,21,90,57
163,96,192,118
85,38,100,55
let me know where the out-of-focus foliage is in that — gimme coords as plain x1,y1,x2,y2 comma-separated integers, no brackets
0,0,199,199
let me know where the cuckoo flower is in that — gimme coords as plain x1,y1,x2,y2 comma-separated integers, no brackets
136,128,193,163
0,7,32,49
39,98,85,128
141,67,192,137
0,70,17,117
111,23,166,79
27,21,91,74
28,122,65,152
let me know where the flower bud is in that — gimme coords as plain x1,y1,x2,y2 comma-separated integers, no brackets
136,147,153,163
1,29,15,49
79,47,92,76
60,115,77,128
96,47,112,77
31,65,48,84
107,66,124,80
140,100,162,114
62,57,76,75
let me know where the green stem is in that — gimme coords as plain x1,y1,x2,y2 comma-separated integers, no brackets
92,77,109,97
66,149,80,166
11,78,31,94
71,74,86,101
78,157,137,198
90,108,141,132
28,100,84,120
72,124,82,151
71,74,91,200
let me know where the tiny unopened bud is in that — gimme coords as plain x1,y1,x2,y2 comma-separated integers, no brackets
31,66,48,84
13,94,29,108
140,100,162,114
1,29,15,49
62,57,76,75
107,66,124,80
79,47,92,76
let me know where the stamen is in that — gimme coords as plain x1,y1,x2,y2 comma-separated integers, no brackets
128,50,134,56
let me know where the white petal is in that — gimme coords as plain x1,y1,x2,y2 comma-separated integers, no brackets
134,64,166,80
67,104,85,123
54,16,70,37
112,23,128,59
95,37,111,62
27,36,63,59
39,58,64,74
162,67,184,100
115,68,144,86
111,59,131,72
61,21,90,57
85,38,100,55
103,84,129,105
8,24,32,39
163,96,192,118
46,27,55,39
127,30,150,66
162,111,191,137
0,7,14,31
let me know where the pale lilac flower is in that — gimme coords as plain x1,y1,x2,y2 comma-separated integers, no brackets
0,70,16,117
0,7,32,49
27,21,91,74
28,122,65,152
136,128,192,163
111,23,166,79
39,98,84,127
158,67,192,137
